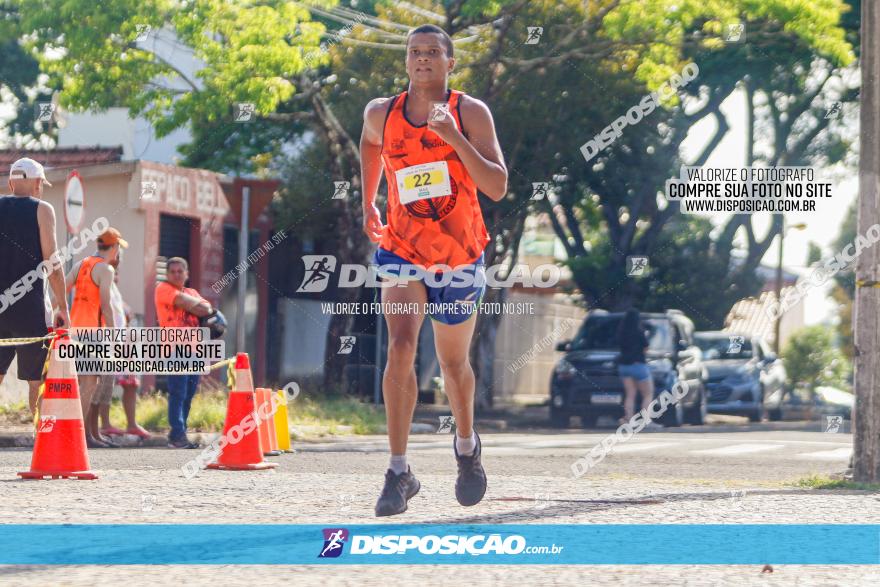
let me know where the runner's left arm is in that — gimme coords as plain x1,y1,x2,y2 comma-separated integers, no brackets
428,96,507,201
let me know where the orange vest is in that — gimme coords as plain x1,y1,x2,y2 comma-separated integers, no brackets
70,256,106,328
379,89,489,268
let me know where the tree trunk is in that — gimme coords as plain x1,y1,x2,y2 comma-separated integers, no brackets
852,0,880,483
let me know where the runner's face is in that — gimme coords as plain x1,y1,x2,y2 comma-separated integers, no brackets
167,263,188,287
406,33,453,84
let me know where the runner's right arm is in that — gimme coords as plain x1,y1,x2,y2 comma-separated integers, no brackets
360,98,390,243
36,201,69,329
173,291,213,318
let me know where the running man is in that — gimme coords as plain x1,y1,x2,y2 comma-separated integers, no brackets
360,24,507,516
0,158,69,414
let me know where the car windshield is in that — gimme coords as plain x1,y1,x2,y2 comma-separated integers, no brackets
570,315,673,353
695,335,753,360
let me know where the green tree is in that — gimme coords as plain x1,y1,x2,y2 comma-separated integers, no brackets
0,1,54,145
783,325,848,390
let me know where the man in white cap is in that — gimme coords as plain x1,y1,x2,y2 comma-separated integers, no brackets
0,158,70,413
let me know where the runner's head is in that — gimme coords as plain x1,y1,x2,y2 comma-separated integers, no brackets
405,24,454,85
8,158,52,197
166,257,189,288
97,227,128,262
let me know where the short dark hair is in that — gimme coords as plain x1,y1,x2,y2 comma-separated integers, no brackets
406,24,453,58
167,257,188,271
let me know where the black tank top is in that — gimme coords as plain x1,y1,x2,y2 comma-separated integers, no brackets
0,196,48,334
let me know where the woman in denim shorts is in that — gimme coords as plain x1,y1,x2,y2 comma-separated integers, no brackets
616,308,654,424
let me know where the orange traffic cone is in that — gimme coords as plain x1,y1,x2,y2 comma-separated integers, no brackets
264,389,282,454
207,353,276,471
256,388,281,456
19,330,97,480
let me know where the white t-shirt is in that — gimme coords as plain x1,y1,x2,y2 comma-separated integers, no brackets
110,283,126,328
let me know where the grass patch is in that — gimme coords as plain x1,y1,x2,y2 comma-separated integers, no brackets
105,390,385,437
794,474,880,491
109,391,229,433
288,395,386,436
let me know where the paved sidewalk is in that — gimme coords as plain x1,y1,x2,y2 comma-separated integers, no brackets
0,430,876,585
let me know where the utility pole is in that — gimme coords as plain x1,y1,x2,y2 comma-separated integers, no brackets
853,0,880,483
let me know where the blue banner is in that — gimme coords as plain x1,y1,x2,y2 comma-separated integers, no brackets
0,525,876,565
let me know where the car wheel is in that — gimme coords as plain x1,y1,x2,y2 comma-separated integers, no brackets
748,388,765,422
550,409,570,428
658,397,684,427
580,414,598,429
684,386,707,425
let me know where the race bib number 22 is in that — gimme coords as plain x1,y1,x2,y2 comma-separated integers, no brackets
395,161,452,205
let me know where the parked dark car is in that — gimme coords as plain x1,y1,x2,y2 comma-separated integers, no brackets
549,309,707,428
694,332,787,422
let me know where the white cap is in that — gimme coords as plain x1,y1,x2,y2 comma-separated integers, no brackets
9,157,53,187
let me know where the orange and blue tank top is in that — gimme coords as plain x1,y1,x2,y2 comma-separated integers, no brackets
379,89,489,268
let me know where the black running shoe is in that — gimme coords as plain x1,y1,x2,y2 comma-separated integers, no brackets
374,467,420,517
454,430,487,506
167,438,200,449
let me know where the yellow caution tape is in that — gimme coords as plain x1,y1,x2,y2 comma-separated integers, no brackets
856,279,880,288
205,357,236,390
0,333,55,347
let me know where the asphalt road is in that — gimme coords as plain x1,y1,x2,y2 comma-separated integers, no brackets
0,424,876,586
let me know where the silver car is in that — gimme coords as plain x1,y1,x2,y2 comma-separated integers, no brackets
694,332,787,421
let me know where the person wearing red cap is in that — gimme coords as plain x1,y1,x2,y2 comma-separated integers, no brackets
0,158,69,414
66,227,127,448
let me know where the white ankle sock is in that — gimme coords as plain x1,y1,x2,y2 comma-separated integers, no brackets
455,432,476,456
389,454,408,475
